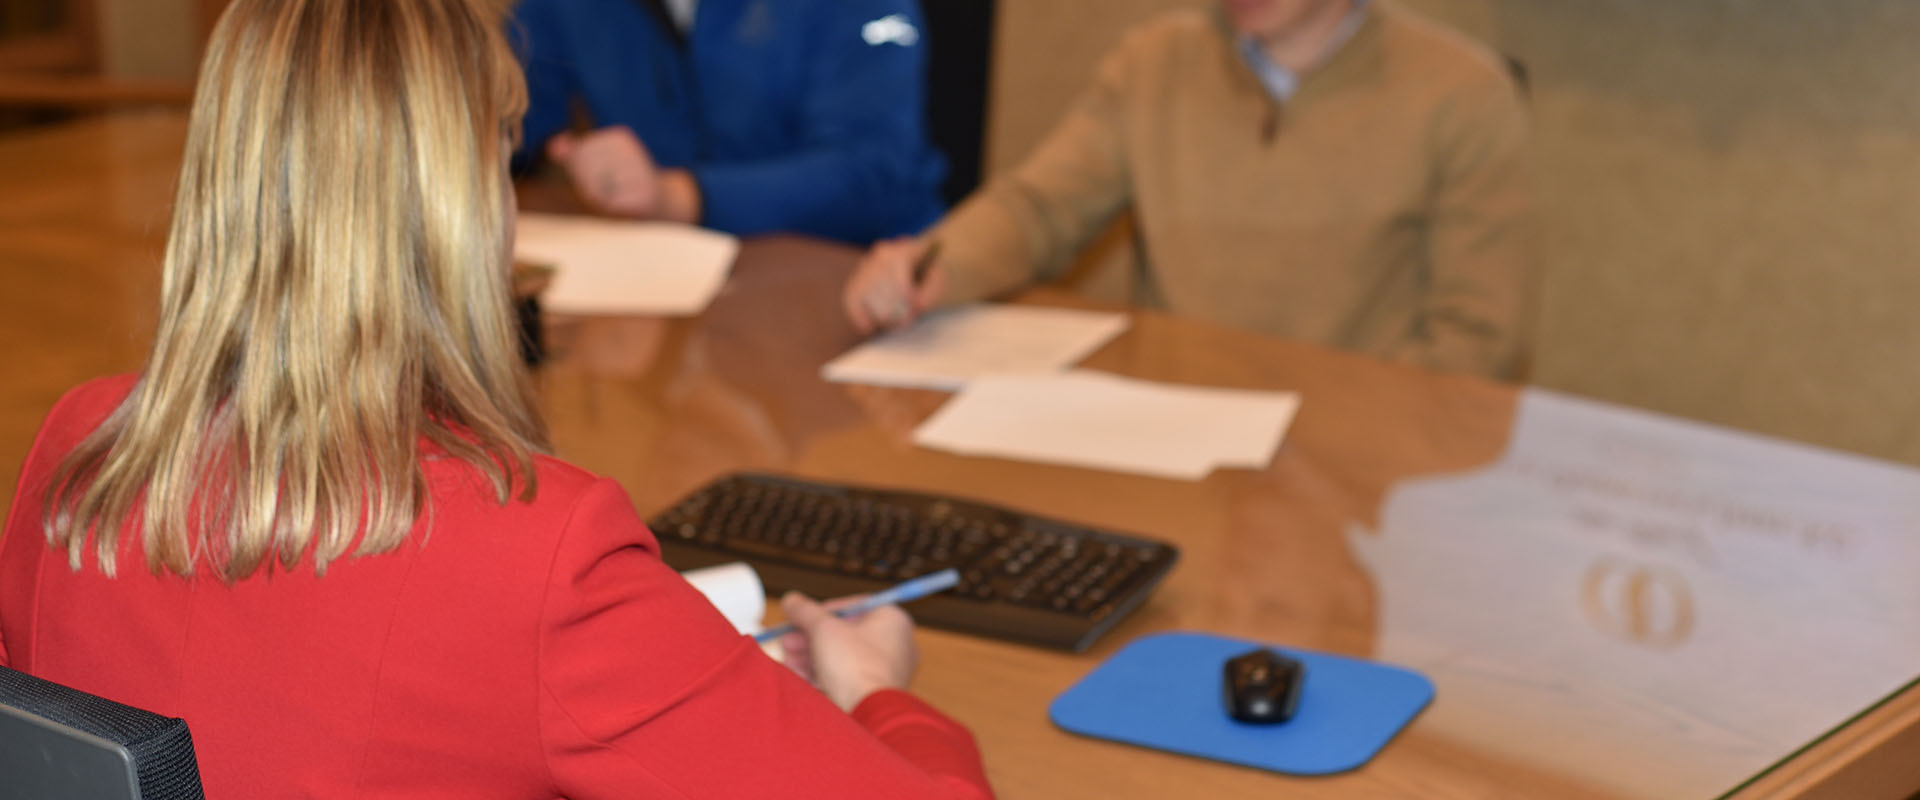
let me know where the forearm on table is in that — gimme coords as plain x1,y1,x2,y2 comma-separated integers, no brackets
934,176,1122,306
692,147,927,242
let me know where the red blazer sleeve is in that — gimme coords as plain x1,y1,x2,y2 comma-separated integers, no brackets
535,479,994,799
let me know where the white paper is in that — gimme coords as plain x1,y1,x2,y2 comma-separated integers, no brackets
912,370,1301,480
822,304,1130,390
514,212,738,315
680,561,766,636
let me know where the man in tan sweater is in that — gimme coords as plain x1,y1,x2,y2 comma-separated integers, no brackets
843,0,1537,378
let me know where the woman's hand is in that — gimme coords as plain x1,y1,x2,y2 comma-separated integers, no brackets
778,592,919,712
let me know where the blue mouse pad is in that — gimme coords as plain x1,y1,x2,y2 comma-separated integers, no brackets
1049,631,1434,775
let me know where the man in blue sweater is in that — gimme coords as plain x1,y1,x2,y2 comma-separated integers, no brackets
511,0,948,244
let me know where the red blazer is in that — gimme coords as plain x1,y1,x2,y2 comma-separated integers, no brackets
1,376,993,799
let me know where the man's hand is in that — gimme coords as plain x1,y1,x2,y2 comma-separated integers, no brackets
842,237,947,335
547,125,701,224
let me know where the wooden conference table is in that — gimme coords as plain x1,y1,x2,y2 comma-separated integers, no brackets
4,112,1919,799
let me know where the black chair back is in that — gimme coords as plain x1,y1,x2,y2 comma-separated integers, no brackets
0,666,205,800
921,0,998,207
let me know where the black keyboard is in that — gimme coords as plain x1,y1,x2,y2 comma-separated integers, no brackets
649,473,1180,652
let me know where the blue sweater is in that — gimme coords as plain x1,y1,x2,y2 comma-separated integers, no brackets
511,0,947,244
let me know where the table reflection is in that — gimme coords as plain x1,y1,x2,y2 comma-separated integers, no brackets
1350,389,1920,798
536,237,871,514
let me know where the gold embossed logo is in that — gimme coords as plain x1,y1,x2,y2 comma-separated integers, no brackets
1582,559,1694,648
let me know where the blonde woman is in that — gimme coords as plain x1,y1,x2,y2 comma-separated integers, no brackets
0,1,991,797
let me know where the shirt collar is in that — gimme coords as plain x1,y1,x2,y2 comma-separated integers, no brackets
1236,0,1371,104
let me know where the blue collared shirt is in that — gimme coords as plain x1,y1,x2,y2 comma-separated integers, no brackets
512,0,946,244
1236,0,1371,104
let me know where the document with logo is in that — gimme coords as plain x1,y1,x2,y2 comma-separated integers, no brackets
823,305,1130,391
912,370,1302,480
514,212,738,316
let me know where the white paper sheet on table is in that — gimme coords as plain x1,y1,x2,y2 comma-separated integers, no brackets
821,304,1130,390
680,562,788,660
680,561,766,636
514,212,738,315
911,370,1302,480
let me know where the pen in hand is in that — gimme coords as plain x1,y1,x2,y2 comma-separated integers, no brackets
755,568,961,644
909,240,942,287
878,240,941,330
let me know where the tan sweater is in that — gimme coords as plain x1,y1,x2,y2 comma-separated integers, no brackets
934,2,1538,378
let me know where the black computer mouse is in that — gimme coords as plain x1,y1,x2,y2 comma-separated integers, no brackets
1222,648,1304,724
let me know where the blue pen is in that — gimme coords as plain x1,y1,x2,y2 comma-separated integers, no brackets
754,568,961,644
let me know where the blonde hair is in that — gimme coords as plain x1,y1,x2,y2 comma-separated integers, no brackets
44,0,546,580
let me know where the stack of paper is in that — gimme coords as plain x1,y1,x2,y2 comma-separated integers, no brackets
514,212,738,315
912,370,1301,480
822,304,1129,390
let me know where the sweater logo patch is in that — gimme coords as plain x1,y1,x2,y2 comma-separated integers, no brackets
861,14,920,47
